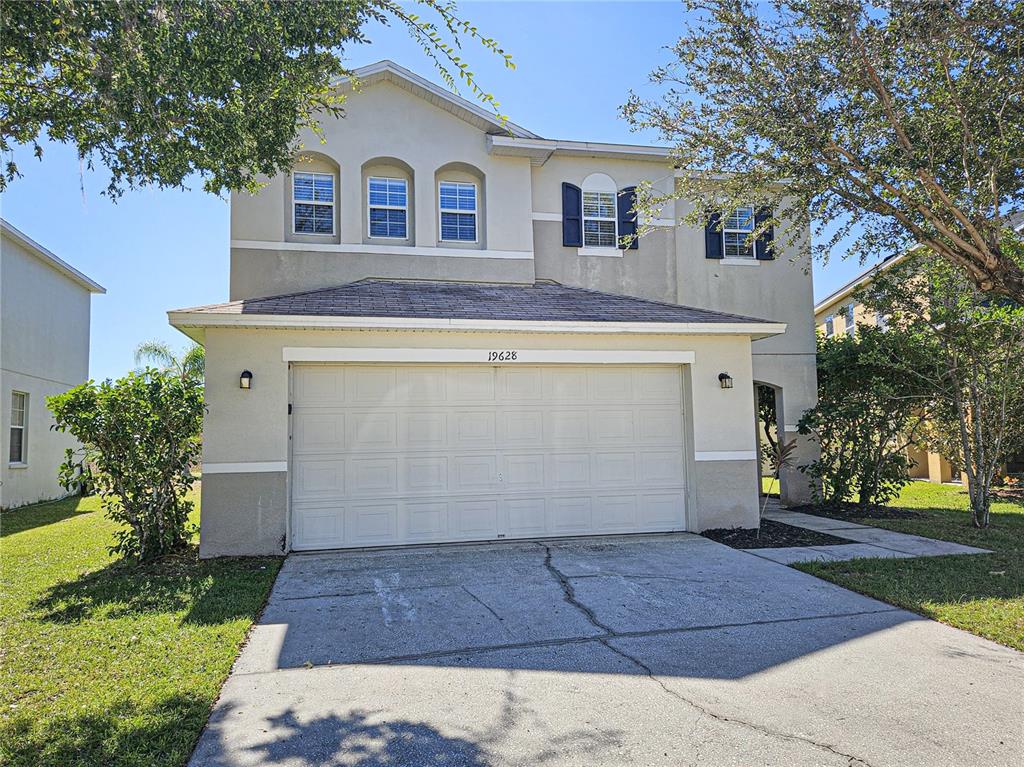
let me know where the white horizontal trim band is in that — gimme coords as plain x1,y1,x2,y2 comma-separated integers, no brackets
284,348,696,365
169,311,787,339
531,212,561,222
203,461,287,474
694,451,757,462
577,247,623,258
231,239,533,260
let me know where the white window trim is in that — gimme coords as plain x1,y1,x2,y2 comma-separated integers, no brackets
824,314,835,338
843,304,856,336
582,190,619,250
9,391,27,466
722,205,756,259
292,171,335,236
438,180,479,244
367,176,408,240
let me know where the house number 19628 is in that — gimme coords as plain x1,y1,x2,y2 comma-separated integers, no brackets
487,350,518,362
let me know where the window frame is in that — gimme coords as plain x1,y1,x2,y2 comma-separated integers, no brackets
292,171,336,236
9,391,27,465
824,314,835,338
437,180,479,244
367,176,409,240
722,205,756,259
582,189,619,249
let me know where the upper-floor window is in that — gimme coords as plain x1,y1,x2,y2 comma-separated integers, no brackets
9,391,27,464
876,312,889,331
842,304,856,335
723,206,755,258
368,176,408,239
580,173,618,249
583,191,617,248
824,315,835,338
293,171,334,235
439,181,477,242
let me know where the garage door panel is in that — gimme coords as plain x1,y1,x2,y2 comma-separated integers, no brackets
549,496,593,534
348,458,399,496
290,364,687,550
293,412,345,454
404,457,449,493
546,411,590,446
293,458,345,501
505,497,548,536
594,495,639,532
405,501,448,541
347,412,398,450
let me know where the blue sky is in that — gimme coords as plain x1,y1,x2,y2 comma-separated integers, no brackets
1,1,866,383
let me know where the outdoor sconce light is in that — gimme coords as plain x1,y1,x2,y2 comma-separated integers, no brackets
718,372,734,389
240,370,253,390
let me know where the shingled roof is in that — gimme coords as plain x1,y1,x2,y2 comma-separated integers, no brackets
175,279,772,325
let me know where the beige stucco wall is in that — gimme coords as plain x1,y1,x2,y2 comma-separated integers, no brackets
197,326,760,556
1,234,93,508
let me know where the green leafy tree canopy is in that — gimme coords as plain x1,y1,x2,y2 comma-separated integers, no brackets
1,0,514,197
624,0,1024,302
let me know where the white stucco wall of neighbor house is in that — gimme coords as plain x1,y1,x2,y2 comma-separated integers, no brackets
0,225,103,509
191,326,760,557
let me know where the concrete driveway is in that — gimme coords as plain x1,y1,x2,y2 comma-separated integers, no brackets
190,534,1023,767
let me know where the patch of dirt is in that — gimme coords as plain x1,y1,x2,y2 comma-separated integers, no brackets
787,502,925,521
701,519,851,549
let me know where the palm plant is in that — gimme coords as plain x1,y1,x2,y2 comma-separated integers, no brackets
134,340,205,385
759,438,798,537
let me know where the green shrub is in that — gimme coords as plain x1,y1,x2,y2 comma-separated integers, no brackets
48,369,204,561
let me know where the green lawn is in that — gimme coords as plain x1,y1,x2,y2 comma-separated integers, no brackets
796,482,1024,651
0,490,281,767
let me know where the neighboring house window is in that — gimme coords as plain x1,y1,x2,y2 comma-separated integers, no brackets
824,314,835,338
876,312,889,331
843,304,856,336
439,181,477,242
583,190,617,248
293,172,334,235
9,391,26,464
723,206,756,258
368,177,408,238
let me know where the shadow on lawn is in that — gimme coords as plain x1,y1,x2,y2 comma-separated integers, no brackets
30,548,280,626
0,495,94,537
1,693,211,767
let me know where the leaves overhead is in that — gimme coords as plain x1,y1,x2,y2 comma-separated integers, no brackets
0,0,514,197
624,0,1024,301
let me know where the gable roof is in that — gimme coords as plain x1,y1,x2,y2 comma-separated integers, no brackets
0,218,105,293
341,60,540,140
170,279,785,339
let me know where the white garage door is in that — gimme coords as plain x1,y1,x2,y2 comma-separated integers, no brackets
289,364,687,550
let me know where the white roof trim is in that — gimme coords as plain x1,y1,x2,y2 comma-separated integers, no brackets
1,218,105,293
488,135,671,164
338,60,539,139
815,252,908,313
168,309,786,340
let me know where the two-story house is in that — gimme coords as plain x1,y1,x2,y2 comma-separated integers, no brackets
1,219,105,508
169,61,818,557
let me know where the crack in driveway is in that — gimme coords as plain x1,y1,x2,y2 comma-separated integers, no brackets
538,542,876,767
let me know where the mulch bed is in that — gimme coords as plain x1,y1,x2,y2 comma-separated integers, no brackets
701,519,851,549
787,502,925,521
991,486,1024,502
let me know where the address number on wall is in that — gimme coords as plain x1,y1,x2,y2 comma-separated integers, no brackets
487,350,519,362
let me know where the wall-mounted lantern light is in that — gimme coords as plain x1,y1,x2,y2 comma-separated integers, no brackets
718,372,734,389
240,370,253,390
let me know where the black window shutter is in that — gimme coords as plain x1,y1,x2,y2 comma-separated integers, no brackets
755,207,776,260
705,213,724,259
562,182,583,247
617,186,638,250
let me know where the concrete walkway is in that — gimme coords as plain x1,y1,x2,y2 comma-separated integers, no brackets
757,503,991,564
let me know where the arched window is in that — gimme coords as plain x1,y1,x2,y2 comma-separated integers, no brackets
581,173,618,248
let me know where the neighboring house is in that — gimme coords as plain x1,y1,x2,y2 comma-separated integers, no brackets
0,219,105,509
169,61,818,557
814,232,1024,484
